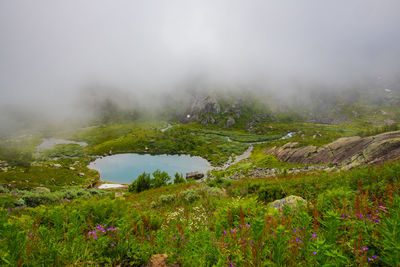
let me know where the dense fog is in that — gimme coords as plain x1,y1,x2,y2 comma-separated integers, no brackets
1,1,400,133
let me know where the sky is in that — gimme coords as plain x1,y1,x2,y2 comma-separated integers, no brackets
1,0,400,128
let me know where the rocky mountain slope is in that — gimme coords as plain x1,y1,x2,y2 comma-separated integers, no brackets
265,130,400,169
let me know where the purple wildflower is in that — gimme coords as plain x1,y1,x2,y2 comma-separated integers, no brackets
312,233,317,239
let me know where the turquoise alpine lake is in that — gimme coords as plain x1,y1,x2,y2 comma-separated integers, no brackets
88,153,212,184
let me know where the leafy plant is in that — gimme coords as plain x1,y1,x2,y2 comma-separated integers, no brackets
173,172,186,184
379,195,400,266
151,170,170,188
129,172,151,193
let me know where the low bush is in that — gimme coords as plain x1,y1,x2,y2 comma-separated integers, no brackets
181,189,200,203
129,170,171,193
0,185,9,193
18,188,104,207
158,194,175,205
129,172,151,193
317,187,355,212
173,172,186,184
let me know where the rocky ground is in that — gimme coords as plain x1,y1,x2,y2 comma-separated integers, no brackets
265,130,400,170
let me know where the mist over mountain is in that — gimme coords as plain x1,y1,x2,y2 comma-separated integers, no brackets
1,1,400,135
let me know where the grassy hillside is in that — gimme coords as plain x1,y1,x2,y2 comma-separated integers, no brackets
0,108,399,266
1,161,399,266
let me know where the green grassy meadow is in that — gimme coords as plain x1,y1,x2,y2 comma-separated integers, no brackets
0,118,399,266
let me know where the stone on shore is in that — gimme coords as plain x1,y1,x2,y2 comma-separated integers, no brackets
186,172,204,180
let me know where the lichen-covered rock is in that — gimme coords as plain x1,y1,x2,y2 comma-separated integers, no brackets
268,195,306,210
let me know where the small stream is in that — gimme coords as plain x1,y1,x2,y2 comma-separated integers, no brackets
214,132,295,170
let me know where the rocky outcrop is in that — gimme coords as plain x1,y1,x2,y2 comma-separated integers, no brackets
265,130,400,169
191,96,221,115
186,172,204,180
224,117,236,128
268,195,306,210
182,96,243,127
146,254,179,267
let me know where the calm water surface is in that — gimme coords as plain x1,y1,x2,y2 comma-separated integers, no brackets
88,153,211,184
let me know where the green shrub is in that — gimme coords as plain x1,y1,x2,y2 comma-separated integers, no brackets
129,172,151,193
17,188,103,207
129,171,171,193
150,201,157,209
181,189,200,203
15,198,25,207
158,194,175,205
173,172,186,184
21,191,59,206
258,184,286,202
0,185,9,193
207,187,224,196
317,187,355,212
208,176,232,188
152,170,170,188
379,195,400,266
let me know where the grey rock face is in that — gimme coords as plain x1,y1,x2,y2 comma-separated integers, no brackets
201,115,216,125
265,130,400,169
191,96,221,115
224,117,236,128
186,172,204,180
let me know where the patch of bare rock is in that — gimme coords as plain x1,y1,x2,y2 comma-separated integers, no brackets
145,254,179,267
265,130,400,169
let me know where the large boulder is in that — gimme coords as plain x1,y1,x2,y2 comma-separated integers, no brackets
268,195,306,210
186,172,204,180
